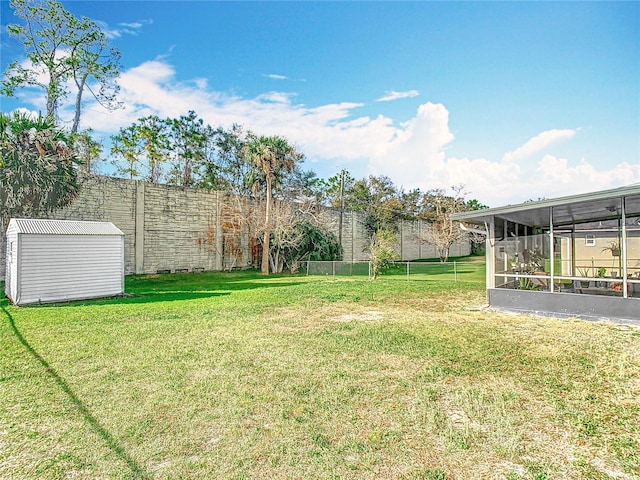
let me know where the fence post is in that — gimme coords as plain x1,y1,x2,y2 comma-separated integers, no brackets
333,260,336,278
306,261,310,276
407,262,410,281
454,261,457,282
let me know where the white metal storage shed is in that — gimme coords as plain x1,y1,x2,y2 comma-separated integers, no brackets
5,218,125,306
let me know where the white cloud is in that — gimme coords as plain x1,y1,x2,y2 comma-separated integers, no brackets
14,58,635,207
377,90,419,102
193,78,208,90
503,128,578,163
534,155,640,194
367,102,454,180
95,21,122,39
256,91,296,103
97,19,152,39
443,155,640,207
264,73,288,80
119,22,143,29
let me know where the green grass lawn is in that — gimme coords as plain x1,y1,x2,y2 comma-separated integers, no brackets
1,271,639,479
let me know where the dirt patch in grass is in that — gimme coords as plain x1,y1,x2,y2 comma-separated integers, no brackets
326,310,385,322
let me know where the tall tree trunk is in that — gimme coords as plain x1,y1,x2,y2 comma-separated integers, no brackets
183,158,192,187
46,77,57,120
262,176,272,275
71,74,88,134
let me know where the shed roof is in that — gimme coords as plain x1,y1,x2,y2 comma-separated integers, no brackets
8,218,124,236
450,184,640,228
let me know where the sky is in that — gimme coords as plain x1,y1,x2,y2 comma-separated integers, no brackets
1,0,639,207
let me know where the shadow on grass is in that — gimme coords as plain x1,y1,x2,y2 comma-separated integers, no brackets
89,278,304,306
126,278,304,294
1,305,148,479
126,273,304,293
77,290,232,306
18,275,306,307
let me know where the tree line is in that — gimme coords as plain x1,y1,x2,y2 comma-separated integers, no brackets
1,0,487,276
107,111,486,227
105,110,488,263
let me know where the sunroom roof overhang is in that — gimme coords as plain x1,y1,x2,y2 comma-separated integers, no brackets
451,184,640,228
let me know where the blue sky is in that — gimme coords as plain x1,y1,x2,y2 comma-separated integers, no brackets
1,1,639,206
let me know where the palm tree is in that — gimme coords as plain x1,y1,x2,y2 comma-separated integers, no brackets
1,112,81,224
243,135,301,274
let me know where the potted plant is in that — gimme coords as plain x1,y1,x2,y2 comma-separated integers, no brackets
596,267,607,287
518,277,538,290
510,256,519,271
601,241,621,257
576,267,592,288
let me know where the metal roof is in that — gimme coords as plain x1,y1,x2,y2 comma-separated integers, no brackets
450,184,640,228
8,218,124,236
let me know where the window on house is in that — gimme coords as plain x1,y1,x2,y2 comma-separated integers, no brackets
585,234,596,247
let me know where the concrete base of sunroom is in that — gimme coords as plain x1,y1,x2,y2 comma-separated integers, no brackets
488,288,640,326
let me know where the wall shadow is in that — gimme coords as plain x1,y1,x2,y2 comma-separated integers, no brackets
58,281,299,308
73,290,231,307
2,305,148,479
107,277,304,306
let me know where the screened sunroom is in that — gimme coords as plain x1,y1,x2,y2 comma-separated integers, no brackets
451,184,640,323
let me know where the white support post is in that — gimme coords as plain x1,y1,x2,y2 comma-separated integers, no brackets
503,220,509,273
549,207,554,292
486,218,496,292
622,197,628,298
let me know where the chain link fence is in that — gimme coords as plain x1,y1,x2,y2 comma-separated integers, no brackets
298,260,485,283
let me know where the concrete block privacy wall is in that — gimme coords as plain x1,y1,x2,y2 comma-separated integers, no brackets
1,175,470,280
